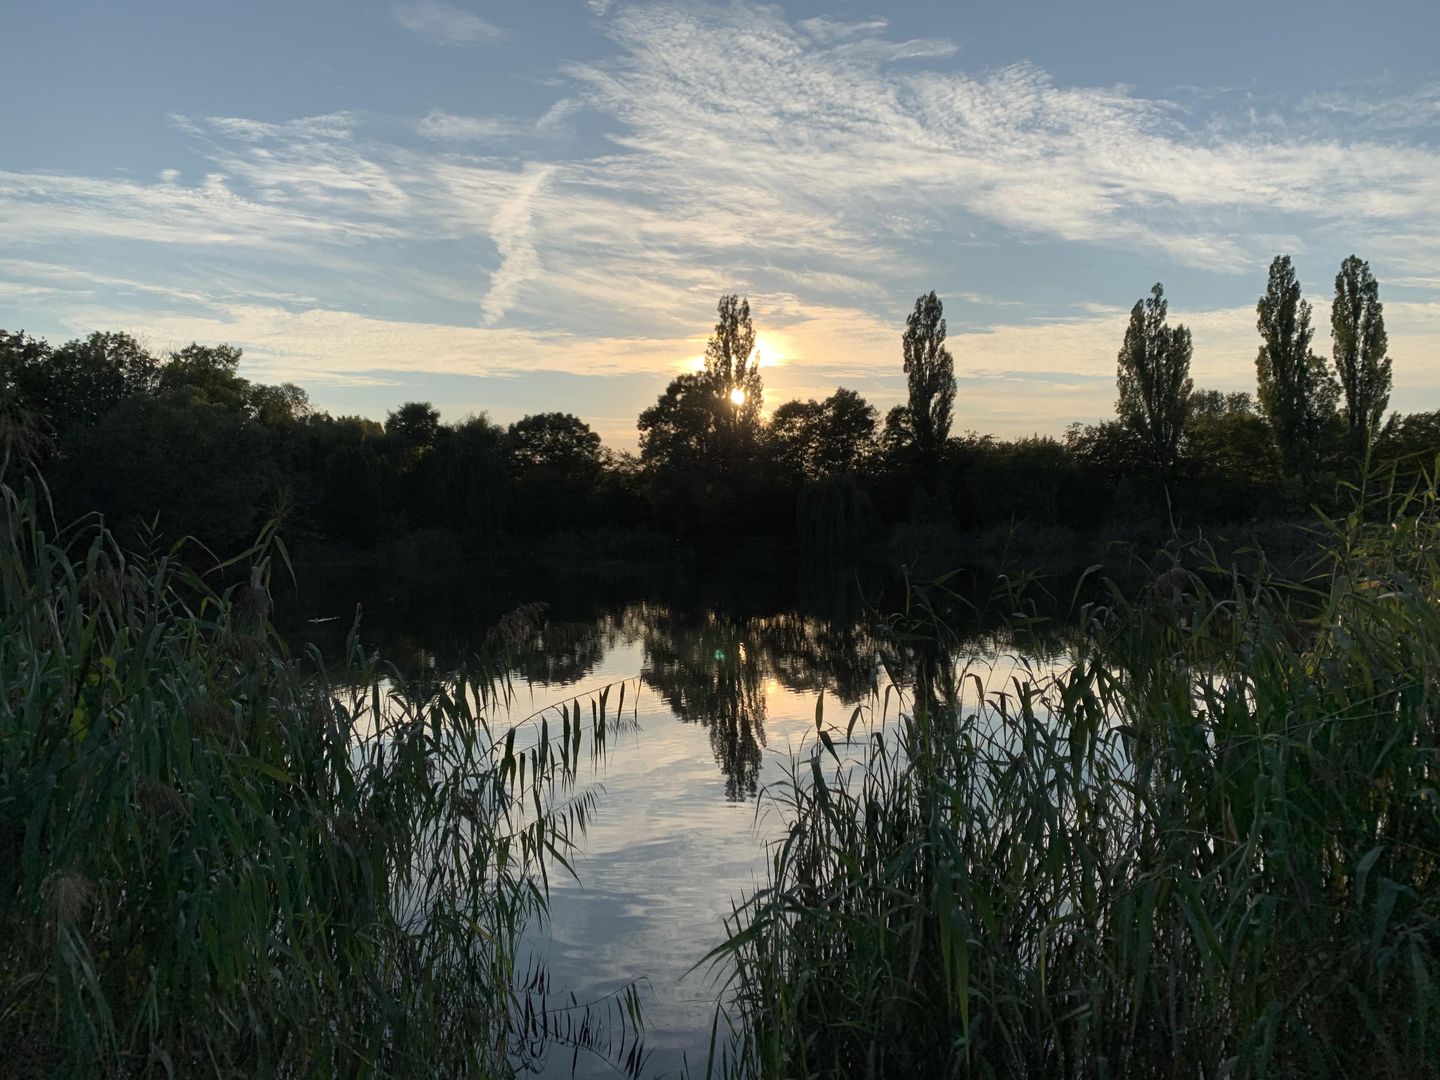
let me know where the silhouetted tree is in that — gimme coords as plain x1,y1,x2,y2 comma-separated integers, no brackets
7,331,157,435
386,401,442,455
901,291,955,484
1180,389,1281,520
766,399,821,484
506,412,602,530
428,415,510,539
159,343,249,411
306,415,390,541
877,404,915,468
1374,410,1440,494
639,373,724,474
766,388,877,481
704,294,763,435
814,388,878,477
1255,256,1338,475
249,382,311,427
90,391,272,550
1116,283,1193,478
506,412,602,480
637,297,772,535
1331,254,1392,447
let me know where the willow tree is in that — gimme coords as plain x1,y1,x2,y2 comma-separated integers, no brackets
1256,256,1337,474
1116,283,1193,477
901,291,955,484
1331,255,1392,446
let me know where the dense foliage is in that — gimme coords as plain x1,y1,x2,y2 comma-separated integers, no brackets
0,255,1425,566
712,481,1440,1078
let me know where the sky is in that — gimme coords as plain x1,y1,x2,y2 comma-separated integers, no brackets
3,0,1439,446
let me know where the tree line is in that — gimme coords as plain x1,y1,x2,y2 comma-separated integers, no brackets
0,251,1430,563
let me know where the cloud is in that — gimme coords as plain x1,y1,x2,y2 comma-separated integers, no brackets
565,4,1440,275
5,2,1440,442
482,165,555,324
418,110,523,141
393,1,503,45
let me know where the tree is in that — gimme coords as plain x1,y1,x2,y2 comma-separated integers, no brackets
1116,283,1193,477
814,388,878,477
249,382,311,427
638,373,725,475
877,404,915,471
704,294,763,431
159,343,249,411
1255,256,1338,474
385,402,442,462
10,331,157,434
1180,389,1281,519
506,412,602,481
428,415,510,539
766,399,822,484
765,388,877,482
901,291,955,481
1331,254,1392,445
506,413,603,531
0,329,57,461
89,391,272,551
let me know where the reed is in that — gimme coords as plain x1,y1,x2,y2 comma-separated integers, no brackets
711,478,1440,1078
0,472,639,1077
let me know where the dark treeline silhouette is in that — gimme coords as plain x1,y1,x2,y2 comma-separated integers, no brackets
0,252,1428,570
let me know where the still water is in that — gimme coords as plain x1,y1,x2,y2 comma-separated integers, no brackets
286,575,1058,1077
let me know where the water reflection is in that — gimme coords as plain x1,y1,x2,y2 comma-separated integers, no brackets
281,580,1069,800
277,581,1076,1077
631,606,888,798
640,608,769,800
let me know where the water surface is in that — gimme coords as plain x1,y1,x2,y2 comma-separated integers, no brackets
284,576,1060,1077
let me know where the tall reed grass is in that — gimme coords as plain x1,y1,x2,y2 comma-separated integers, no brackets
712,481,1440,1078
0,473,641,1077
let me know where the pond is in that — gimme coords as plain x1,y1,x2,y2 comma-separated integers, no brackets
280,571,1067,1077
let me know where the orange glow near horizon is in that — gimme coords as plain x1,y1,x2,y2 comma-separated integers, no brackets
752,332,788,368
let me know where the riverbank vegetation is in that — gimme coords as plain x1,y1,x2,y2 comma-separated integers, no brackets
710,478,1440,1078
0,474,642,1076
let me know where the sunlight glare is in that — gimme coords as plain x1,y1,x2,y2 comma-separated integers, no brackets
729,387,746,406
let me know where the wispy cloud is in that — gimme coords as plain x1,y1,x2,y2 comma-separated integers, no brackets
482,165,555,325
5,1,1440,438
418,110,524,141
393,1,503,45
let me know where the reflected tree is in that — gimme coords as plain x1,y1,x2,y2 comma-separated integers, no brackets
642,611,768,800
512,617,613,687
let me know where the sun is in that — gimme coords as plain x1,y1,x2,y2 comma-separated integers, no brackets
750,332,787,368
729,387,747,406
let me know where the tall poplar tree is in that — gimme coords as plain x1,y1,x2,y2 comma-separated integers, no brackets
1331,254,1392,445
901,291,955,482
1255,256,1337,474
1116,283,1193,476
704,294,763,436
